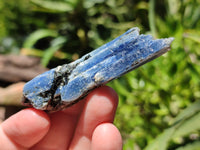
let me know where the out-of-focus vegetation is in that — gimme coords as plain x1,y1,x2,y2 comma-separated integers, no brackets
0,0,200,149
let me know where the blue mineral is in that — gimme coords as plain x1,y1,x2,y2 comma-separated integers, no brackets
22,27,174,112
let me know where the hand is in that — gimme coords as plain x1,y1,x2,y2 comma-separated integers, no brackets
0,86,122,150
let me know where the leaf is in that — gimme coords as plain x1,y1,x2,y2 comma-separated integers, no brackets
176,141,200,150
23,29,58,48
30,0,76,12
172,112,200,138
145,101,200,150
145,128,175,150
172,100,200,125
41,36,67,66
83,0,106,8
184,30,200,44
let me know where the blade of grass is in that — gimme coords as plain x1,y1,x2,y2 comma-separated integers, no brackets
148,0,157,38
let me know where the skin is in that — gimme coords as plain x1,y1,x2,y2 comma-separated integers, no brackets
0,86,122,150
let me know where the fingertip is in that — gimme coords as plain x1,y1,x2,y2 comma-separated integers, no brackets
1,108,50,148
68,86,119,150
95,86,118,98
87,85,119,108
91,123,123,150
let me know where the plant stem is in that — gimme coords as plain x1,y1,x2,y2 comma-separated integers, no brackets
148,0,157,38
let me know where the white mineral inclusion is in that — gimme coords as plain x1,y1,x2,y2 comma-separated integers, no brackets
94,72,105,83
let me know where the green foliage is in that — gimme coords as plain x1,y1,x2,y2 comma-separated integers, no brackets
23,29,58,48
41,36,67,66
0,0,200,149
109,0,200,149
30,0,78,12
176,141,200,150
145,101,200,150
22,29,69,66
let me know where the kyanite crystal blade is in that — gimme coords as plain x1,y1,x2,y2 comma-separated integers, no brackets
22,27,174,112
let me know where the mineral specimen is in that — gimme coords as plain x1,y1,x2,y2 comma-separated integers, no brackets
22,27,174,112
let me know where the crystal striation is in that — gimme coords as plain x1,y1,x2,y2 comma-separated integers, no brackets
22,27,174,112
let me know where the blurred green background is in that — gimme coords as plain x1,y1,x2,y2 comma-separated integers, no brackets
0,0,200,149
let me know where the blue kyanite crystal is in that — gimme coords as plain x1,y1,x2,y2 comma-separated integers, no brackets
22,27,174,112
